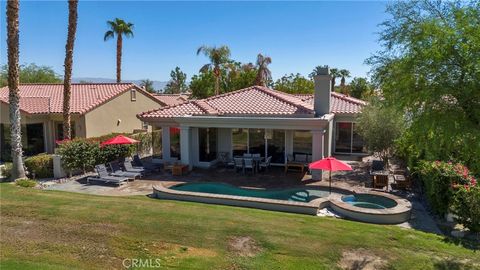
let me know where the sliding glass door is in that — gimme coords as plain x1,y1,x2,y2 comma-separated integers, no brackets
267,130,285,163
232,128,286,164
334,122,365,154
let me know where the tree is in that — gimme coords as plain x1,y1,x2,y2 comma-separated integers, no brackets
339,69,351,94
163,67,187,94
189,71,216,99
62,0,78,140
274,73,314,94
104,18,134,83
349,77,374,99
6,0,26,179
356,98,405,166
367,0,480,173
196,45,231,96
255,53,272,86
329,68,340,92
0,63,61,86
140,79,155,93
224,61,257,91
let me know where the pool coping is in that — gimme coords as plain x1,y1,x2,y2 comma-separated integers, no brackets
153,183,333,215
152,182,412,223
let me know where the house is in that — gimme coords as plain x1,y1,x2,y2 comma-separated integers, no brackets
0,83,164,161
137,67,367,179
152,93,190,106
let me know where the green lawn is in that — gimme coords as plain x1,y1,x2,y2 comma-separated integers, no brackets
0,183,478,269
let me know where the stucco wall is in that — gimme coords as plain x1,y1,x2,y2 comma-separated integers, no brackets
84,89,161,138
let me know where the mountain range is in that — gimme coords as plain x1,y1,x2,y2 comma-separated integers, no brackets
73,77,168,91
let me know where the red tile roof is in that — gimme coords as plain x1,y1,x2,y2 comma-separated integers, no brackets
0,83,162,114
295,92,367,114
138,86,365,120
152,93,190,106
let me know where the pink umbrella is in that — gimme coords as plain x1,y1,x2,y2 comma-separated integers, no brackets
100,135,139,147
309,156,353,193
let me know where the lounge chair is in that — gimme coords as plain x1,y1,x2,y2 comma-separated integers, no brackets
109,161,142,179
87,165,129,186
132,155,161,172
123,160,146,174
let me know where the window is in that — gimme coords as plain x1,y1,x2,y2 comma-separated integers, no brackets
198,128,217,162
267,130,285,163
142,121,149,130
248,128,265,156
232,128,248,156
170,127,180,159
335,122,366,154
293,131,312,155
130,89,137,101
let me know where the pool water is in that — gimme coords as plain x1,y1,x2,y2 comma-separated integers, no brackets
342,194,397,209
171,182,330,202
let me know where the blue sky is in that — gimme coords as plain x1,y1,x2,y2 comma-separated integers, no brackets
0,1,389,82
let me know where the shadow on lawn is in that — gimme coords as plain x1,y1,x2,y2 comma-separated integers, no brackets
442,235,480,251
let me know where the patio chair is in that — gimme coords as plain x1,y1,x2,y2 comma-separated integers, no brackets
243,153,252,158
109,161,141,179
370,160,385,174
123,160,146,174
132,155,161,173
373,174,389,190
233,158,244,173
218,152,234,168
87,165,129,186
244,158,255,174
259,156,272,172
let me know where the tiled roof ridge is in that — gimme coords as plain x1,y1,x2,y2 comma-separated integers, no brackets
10,82,134,86
331,92,367,105
137,99,193,118
203,86,257,102
255,86,314,112
192,100,219,115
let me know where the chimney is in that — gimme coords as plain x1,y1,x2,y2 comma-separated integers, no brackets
313,66,332,116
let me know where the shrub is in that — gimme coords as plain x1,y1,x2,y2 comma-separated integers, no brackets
451,185,480,232
15,178,37,188
24,153,53,179
1,162,12,180
58,140,99,173
417,160,473,215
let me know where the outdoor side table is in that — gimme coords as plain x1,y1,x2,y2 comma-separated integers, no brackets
172,164,188,176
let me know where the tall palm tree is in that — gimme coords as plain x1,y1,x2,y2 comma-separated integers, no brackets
255,53,272,86
329,68,340,92
62,0,78,140
104,18,134,83
339,69,351,88
6,0,26,179
196,45,231,95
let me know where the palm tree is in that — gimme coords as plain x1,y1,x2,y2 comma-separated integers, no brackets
104,18,134,83
255,54,272,86
62,0,78,140
196,45,231,95
329,68,340,92
140,79,155,93
6,0,26,179
339,69,351,88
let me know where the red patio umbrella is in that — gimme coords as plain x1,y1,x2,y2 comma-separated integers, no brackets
309,156,353,193
100,135,139,147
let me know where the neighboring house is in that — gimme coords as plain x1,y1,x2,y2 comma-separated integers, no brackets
152,93,190,106
0,83,164,161
138,67,367,179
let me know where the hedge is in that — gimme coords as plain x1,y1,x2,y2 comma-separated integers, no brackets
24,153,53,179
417,160,479,232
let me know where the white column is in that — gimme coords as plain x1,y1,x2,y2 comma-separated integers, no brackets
311,129,325,181
161,126,171,160
180,126,192,169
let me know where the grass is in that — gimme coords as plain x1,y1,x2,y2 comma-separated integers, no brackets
0,183,478,269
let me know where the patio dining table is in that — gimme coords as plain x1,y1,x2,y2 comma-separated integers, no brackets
235,156,265,173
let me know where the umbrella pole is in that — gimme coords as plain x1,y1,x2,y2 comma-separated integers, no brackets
329,170,332,194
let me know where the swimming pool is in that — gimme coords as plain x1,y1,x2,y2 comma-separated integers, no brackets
171,182,330,202
341,194,398,209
